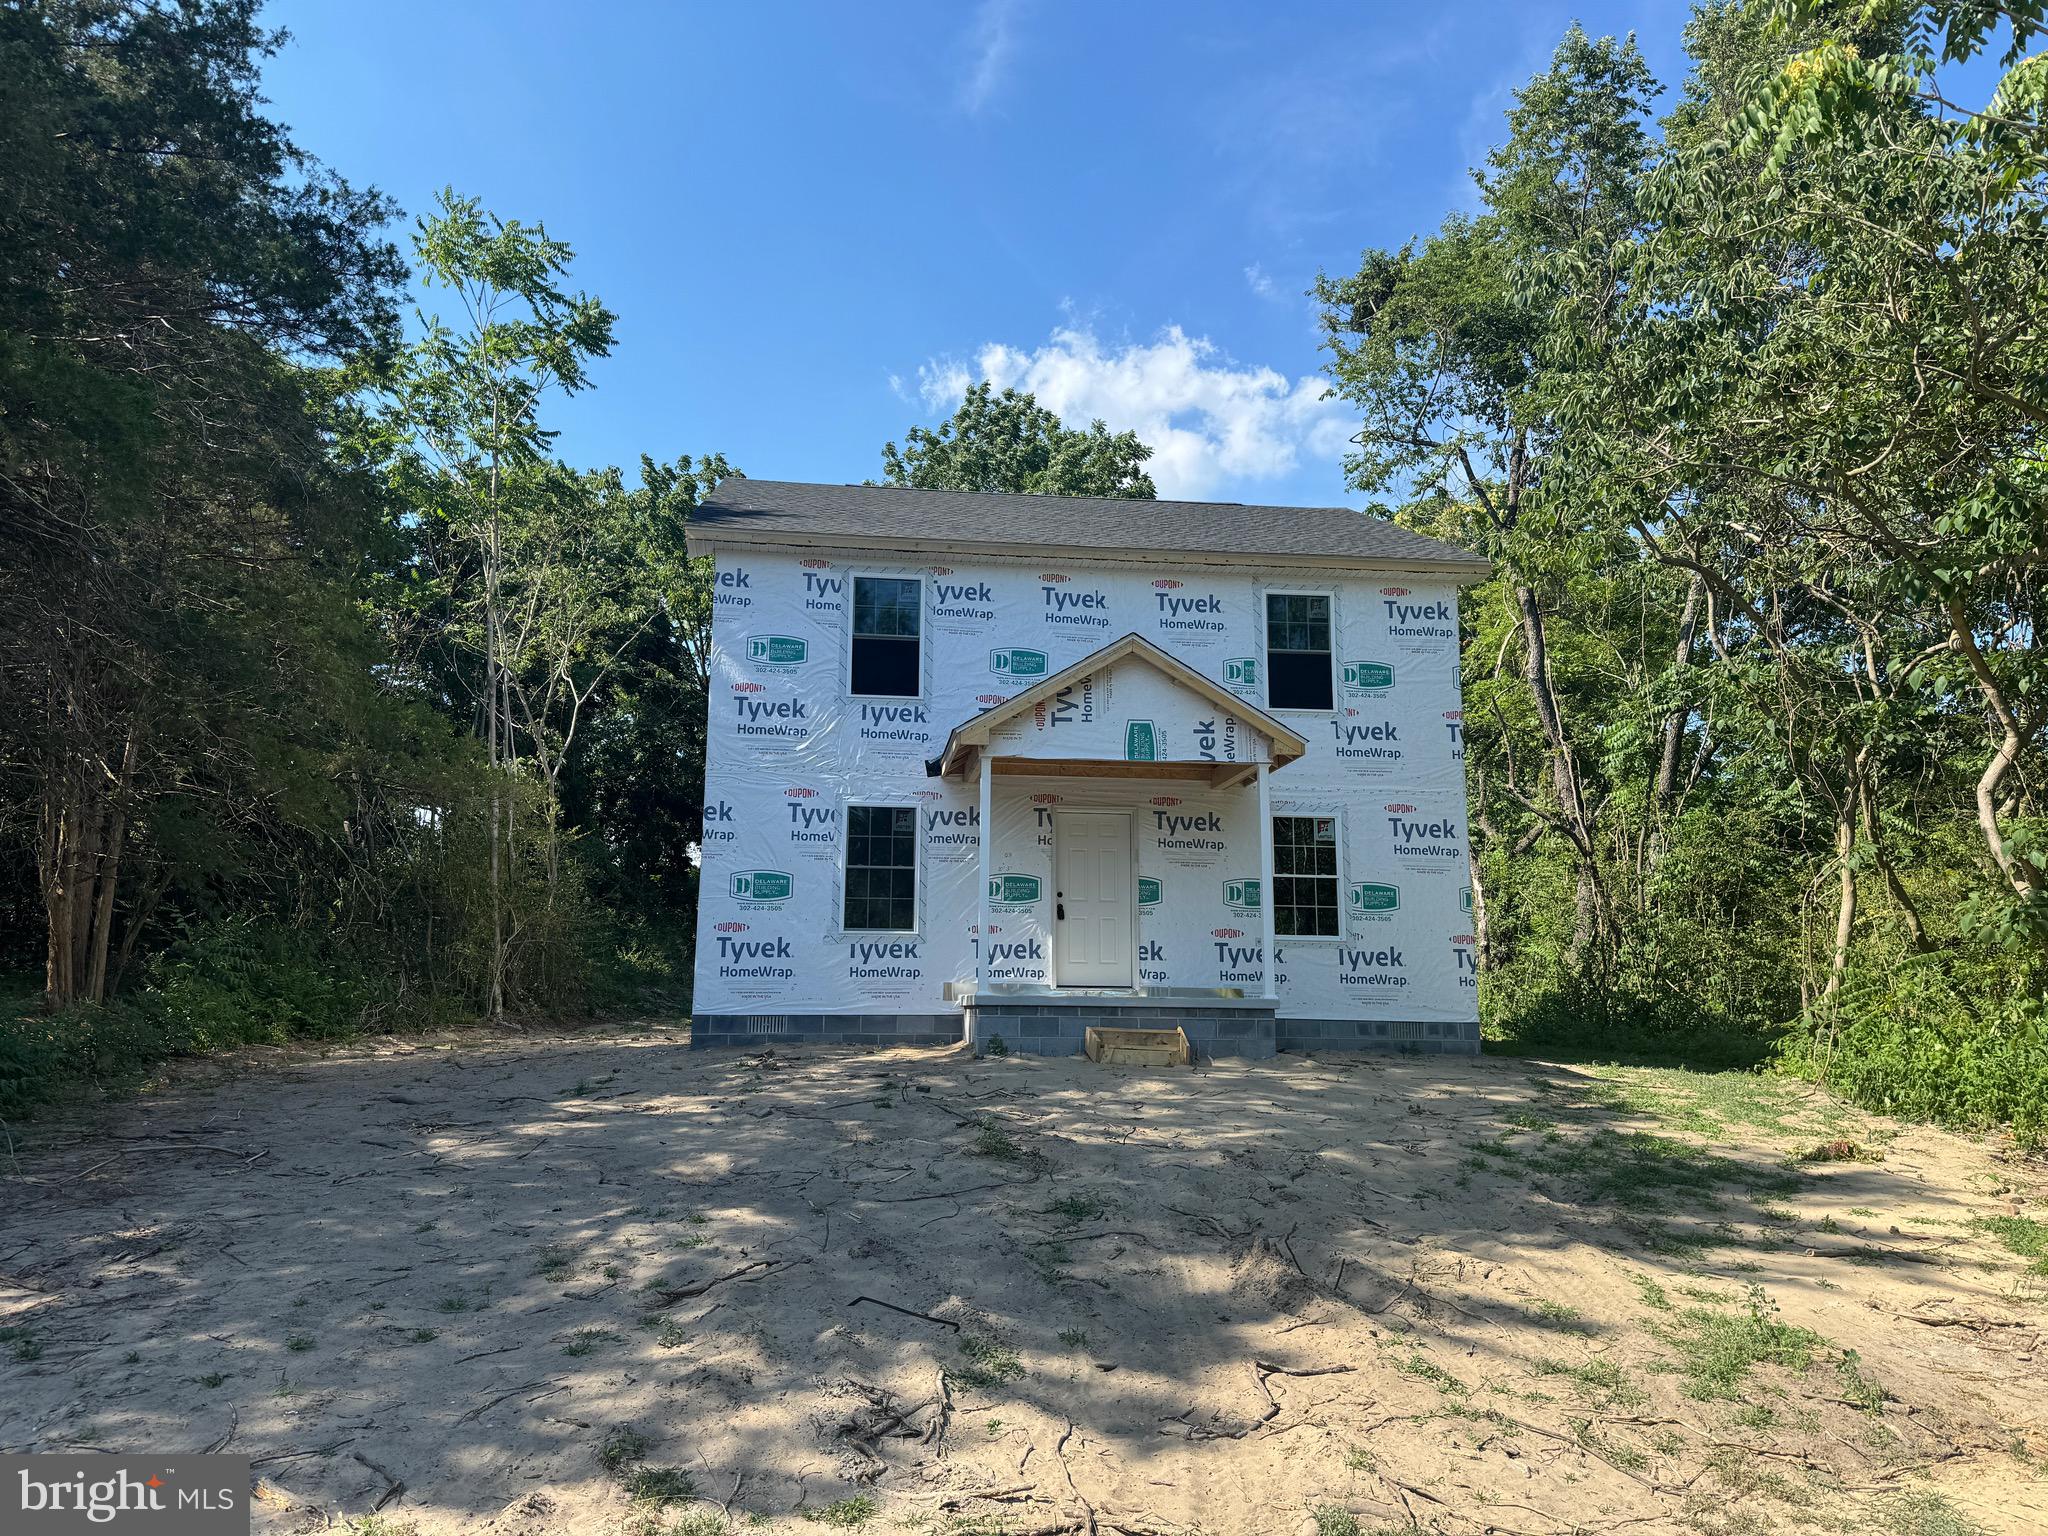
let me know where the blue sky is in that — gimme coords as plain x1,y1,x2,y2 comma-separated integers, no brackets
263,1,1698,505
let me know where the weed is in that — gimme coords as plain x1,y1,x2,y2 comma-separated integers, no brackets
801,1495,877,1526
1057,1327,1089,1348
955,1335,1025,1389
411,1328,437,1343
1658,1284,1820,1400
285,1332,315,1353
196,1371,228,1388
344,1518,422,1536
1533,1298,1581,1327
1505,1110,1557,1132
436,1293,472,1314
653,1317,690,1349
563,1327,621,1357
968,1119,1020,1161
121,1350,141,1365
599,1427,650,1473
984,1035,1008,1057
604,1263,622,1279
1877,1489,1988,1536
1342,1444,1375,1472
1837,1349,1885,1413
535,1245,575,1281
1630,1273,1672,1310
625,1467,696,1505
1397,1352,1467,1396
1310,1508,1360,1536
1043,1193,1112,1223
10,1333,43,1362
1972,1214,2048,1273
412,1220,436,1234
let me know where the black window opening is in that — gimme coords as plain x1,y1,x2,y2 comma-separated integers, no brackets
851,576,922,697
1265,593,1334,710
844,805,917,931
1273,815,1340,937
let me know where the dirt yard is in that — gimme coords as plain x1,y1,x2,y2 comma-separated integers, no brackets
3,1029,2045,1536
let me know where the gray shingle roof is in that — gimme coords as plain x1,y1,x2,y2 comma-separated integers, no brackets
685,478,1489,574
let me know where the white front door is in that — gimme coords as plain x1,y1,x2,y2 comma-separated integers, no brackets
1054,811,1135,987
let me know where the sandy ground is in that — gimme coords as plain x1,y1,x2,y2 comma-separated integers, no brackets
3,1027,2045,1536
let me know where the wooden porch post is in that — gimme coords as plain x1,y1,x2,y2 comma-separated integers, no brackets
1256,761,1278,1002
976,751,993,1000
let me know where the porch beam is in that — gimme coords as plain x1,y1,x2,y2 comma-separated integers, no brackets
1256,762,1278,1002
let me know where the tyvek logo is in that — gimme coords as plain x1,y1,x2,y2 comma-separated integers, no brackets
1222,877,1262,913
990,647,1049,678
1460,885,1474,914
1342,660,1395,694
747,635,808,667
1124,720,1159,761
730,870,793,904
1223,656,1259,690
1137,877,1162,909
1349,881,1400,914
988,873,1042,908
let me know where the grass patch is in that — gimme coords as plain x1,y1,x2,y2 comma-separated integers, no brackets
1057,1328,1088,1348
1656,1284,1820,1400
1396,1352,1467,1396
598,1427,650,1473
624,1467,696,1505
1043,1193,1113,1223
563,1327,621,1357
284,1332,315,1353
1877,1489,1988,1536
801,1495,877,1526
954,1335,1025,1389
1972,1214,2048,1273
968,1119,1021,1161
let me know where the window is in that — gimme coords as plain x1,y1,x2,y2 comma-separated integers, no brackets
1273,815,1339,937
843,805,917,931
851,576,921,697
1265,593,1333,710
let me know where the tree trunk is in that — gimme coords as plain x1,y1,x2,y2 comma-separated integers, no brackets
1654,575,1702,805
1858,780,1929,953
1820,810,1856,1006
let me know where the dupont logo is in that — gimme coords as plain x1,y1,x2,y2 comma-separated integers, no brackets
1380,586,1411,597
1137,877,1162,909
1039,572,1069,583
1460,885,1474,914
714,921,749,933
747,635,808,667
1349,881,1400,914
989,647,1049,678
913,788,944,801
1153,578,1182,589
799,557,834,568
1452,933,1476,945
988,873,1042,908
1222,877,1262,912
1342,660,1395,694
1212,927,1244,939
785,786,817,798
1384,802,1416,813
730,681,765,693
729,870,793,904
1124,720,1160,761
1223,656,1259,688
976,693,1009,705
1030,792,1062,804
927,565,953,576
1150,795,1182,806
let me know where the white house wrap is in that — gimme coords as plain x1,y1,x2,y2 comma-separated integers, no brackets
688,479,1488,1056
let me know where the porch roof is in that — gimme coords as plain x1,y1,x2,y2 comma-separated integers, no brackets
930,632,1307,785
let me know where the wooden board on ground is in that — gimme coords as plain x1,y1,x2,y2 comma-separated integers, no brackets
1084,1025,1191,1066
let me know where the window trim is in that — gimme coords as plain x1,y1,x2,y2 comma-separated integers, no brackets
845,569,927,702
839,798,923,936
1261,586,1337,715
1269,810,1345,943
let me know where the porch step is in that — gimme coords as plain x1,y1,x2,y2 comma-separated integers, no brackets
1083,1025,1192,1067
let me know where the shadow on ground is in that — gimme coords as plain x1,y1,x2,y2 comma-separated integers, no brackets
2,1029,2044,1535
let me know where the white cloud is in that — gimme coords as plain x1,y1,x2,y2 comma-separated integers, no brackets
1243,262,1276,299
913,324,1352,501
958,0,1019,115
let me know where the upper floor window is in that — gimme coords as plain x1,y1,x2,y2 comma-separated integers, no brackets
851,576,922,697
1266,593,1333,711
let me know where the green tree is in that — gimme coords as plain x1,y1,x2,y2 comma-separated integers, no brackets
0,0,403,1007
882,382,1157,497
